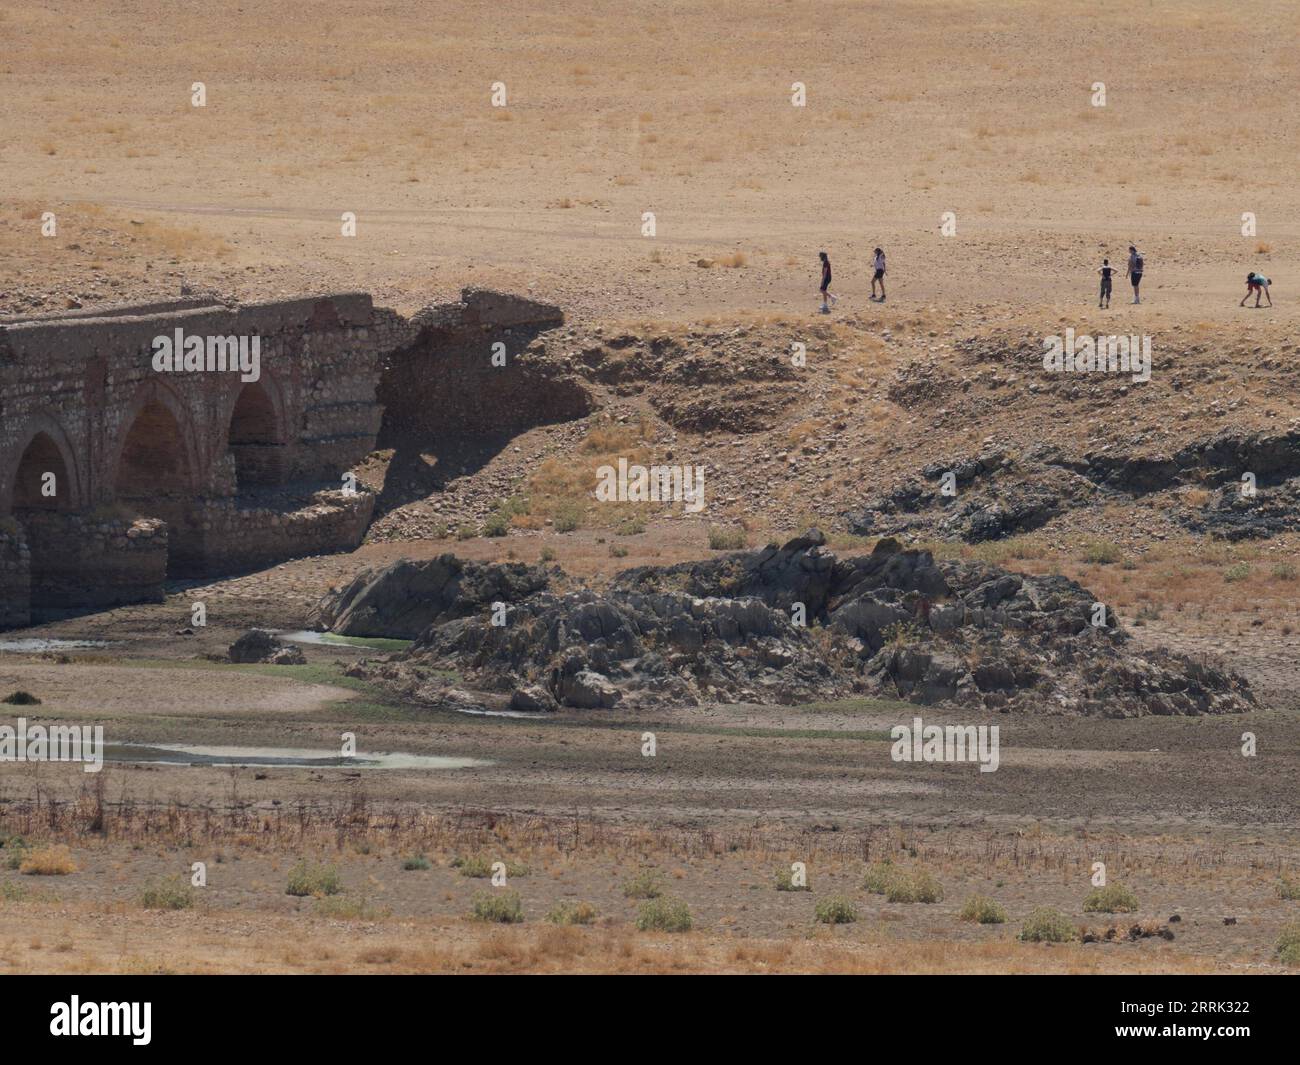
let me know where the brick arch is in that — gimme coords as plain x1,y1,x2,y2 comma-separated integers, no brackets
224,372,290,487
109,380,201,508
0,412,83,515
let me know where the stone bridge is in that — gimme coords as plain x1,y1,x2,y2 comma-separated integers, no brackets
0,287,576,630
0,293,409,627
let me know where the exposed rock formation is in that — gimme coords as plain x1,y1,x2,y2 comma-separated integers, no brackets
848,429,1300,543
309,553,553,639
229,629,305,665
330,533,1255,717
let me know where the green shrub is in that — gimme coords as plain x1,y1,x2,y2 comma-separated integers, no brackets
471,889,524,923
814,896,858,924
402,854,431,871
636,897,692,932
499,495,531,518
539,547,556,562
1083,540,1121,564
959,895,1008,924
616,516,646,536
1,691,40,706
285,861,342,897
453,855,529,879
1223,562,1251,583
1083,883,1139,914
453,854,492,878
881,621,922,648
482,511,510,538
553,501,583,533
140,875,195,911
1276,921,1300,966
1271,562,1298,581
886,869,944,904
775,865,811,892
707,525,747,551
622,869,665,900
546,900,599,926
1019,907,1077,942
455,524,477,541
863,861,898,895
609,544,629,558
1,837,29,871
1277,875,1300,901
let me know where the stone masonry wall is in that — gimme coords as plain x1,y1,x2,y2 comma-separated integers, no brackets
19,512,168,615
0,525,31,629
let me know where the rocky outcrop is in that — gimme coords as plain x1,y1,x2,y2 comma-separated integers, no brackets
332,534,1255,717
848,429,1300,544
229,629,305,665
309,554,553,639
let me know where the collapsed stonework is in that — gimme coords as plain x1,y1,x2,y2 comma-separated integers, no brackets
324,532,1256,717
0,288,571,627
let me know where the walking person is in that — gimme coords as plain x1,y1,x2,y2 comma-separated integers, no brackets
1241,272,1273,308
1127,245,1145,304
818,251,837,313
1098,258,1115,308
871,247,887,302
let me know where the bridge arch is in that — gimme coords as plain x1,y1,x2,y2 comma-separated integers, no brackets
109,381,201,513
225,373,289,487
1,413,82,516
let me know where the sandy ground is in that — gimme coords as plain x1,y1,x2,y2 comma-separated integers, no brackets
1,0,1296,322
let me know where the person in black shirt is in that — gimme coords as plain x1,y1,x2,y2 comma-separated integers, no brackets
819,251,837,314
1097,258,1115,308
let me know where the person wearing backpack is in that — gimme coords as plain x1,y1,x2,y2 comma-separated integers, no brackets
1127,245,1145,304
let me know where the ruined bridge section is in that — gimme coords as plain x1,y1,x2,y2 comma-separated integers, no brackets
0,293,410,627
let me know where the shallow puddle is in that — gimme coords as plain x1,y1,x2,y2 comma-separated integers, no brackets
277,630,412,652
0,637,111,653
103,743,490,770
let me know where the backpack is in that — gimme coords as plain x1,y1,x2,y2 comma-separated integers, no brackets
1133,254,1144,272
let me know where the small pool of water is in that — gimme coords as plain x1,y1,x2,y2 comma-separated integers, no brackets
103,743,489,770
277,630,413,652
0,637,111,653
449,706,544,719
